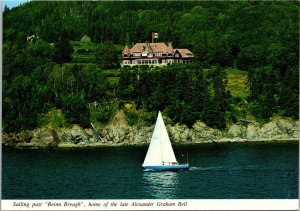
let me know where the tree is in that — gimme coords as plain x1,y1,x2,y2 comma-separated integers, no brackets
202,66,229,129
61,93,90,127
95,41,119,69
278,66,299,119
53,39,74,64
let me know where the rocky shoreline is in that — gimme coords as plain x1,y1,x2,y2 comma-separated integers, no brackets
2,110,299,149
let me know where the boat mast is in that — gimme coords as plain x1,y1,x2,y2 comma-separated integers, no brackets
160,111,164,165
187,152,189,164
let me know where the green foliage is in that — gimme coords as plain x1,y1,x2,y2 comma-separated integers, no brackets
139,110,157,125
4,1,298,69
118,64,229,129
247,66,280,121
225,68,249,98
71,41,99,63
277,66,299,119
125,111,139,126
54,39,74,64
61,93,90,127
123,103,139,126
202,98,227,129
2,1,299,133
89,99,119,125
95,41,119,69
38,109,67,128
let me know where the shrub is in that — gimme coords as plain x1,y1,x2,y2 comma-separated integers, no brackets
38,109,67,128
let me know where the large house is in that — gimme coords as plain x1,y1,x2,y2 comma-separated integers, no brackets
122,42,193,66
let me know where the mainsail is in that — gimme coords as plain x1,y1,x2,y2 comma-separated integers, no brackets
142,111,177,166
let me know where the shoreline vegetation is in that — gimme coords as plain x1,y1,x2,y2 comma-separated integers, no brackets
3,110,298,150
3,1,299,149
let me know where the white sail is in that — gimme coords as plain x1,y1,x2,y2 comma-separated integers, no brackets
142,111,177,166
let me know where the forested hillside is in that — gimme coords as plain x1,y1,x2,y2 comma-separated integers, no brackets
3,1,299,133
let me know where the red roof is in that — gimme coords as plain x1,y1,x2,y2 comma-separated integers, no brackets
122,45,130,54
129,42,170,53
177,49,193,58
122,42,193,56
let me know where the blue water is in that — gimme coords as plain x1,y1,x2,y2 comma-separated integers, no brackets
2,142,298,199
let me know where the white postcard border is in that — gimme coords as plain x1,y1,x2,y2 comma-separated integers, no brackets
1,199,299,211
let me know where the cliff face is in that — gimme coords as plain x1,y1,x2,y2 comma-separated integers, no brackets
2,110,299,149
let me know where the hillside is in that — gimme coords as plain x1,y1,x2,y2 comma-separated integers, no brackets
4,1,298,69
69,39,248,97
2,1,299,134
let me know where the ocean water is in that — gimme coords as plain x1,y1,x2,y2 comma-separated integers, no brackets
2,142,298,199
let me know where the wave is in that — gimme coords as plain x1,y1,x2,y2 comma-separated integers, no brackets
189,166,226,171
189,166,296,172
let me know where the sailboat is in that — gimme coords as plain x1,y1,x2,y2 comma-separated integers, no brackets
142,111,189,171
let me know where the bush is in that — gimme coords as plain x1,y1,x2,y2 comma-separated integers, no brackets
61,94,90,127
38,109,67,128
89,99,119,125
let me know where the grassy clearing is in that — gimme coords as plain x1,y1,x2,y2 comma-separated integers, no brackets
225,68,249,98
71,41,123,51
72,54,95,63
102,69,121,77
115,44,124,51
71,41,100,51
102,70,121,86
71,41,124,64
106,77,120,85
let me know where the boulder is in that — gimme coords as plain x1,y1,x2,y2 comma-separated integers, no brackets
246,124,260,140
30,128,54,147
2,115,299,149
228,124,247,139
192,121,222,142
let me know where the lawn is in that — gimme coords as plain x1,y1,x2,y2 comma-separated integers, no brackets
225,68,249,98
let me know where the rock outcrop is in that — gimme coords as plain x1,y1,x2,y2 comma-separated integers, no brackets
2,111,299,149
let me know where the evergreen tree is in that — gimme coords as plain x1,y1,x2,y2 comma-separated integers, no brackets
278,67,299,119
54,39,74,64
95,41,119,69
61,93,90,127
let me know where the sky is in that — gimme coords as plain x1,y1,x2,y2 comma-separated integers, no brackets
2,0,29,10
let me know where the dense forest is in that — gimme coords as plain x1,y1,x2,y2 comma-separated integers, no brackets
3,1,299,133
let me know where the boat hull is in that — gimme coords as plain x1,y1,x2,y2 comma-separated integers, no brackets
143,164,189,171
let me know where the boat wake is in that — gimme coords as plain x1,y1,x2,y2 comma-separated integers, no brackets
143,169,156,172
189,166,227,171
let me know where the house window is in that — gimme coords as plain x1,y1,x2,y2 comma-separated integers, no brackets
167,59,174,64
133,53,141,57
